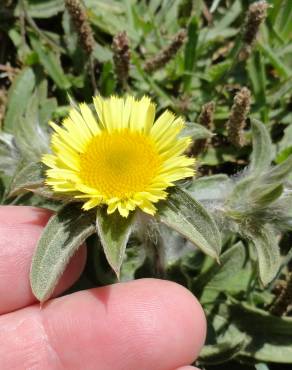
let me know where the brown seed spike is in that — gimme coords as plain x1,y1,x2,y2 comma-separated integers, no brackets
144,30,187,73
270,272,292,316
112,31,131,89
65,0,95,54
240,1,269,59
191,101,215,156
227,87,251,148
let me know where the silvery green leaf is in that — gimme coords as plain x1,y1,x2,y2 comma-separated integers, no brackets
120,241,146,282
159,224,193,266
194,241,246,303
30,204,95,302
181,122,213,140
242,225,280,285
14,93,50,162
200,303,246,365
96,208,135,278
0,132,20,176
200,339,245,365
250,119,272,176
156,187,221,259
261,154,292,184
229,300,292,362
14,0,64,18
188,174,233,202
4,67,35,132
249,183,283,208
30,35,71,90
8,162,45,197
276,124,292,164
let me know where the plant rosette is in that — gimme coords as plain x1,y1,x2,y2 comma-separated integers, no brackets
11,95,221,302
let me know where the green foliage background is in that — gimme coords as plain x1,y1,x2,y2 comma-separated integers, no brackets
0,0,292,369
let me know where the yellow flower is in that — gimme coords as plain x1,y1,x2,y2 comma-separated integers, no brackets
43,95,195,217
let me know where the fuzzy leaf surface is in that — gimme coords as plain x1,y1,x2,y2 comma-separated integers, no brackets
188,174,233,202
243,225,280,285
14,0,64,18
229,301,292,363
261,154,292,184
200,304,246,365
0,132,20,176
4,67,35,132
8,162,45,197
250,119,272,176
96,208,135,278
157,187,221,259
194,241,246,302
13,93,50,162
200,338,245,365
181,122,213,140
30,35,71,90
30,204,95,302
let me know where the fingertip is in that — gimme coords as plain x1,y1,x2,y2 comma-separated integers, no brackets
41,278,206,370
0,206,87,313
146,279,206,362
0,206,52,226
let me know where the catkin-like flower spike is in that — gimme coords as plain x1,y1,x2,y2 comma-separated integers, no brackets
112,31,130,89
227,87,251,148
144,30,187,73
240,1,269,59
65,0,95,54
270,272,292,316
192,101,215,156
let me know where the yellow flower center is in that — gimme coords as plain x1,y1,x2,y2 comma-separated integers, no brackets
79,129,161,199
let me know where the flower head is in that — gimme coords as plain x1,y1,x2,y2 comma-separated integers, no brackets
43,95,195,217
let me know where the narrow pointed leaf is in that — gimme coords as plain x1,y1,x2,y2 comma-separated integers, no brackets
194,241,246,302
200,302,246,365
96,208,134,278
0,132,20,176
8,162,45,197
250,119,272,176
4,67,35,132
157,187,221,259
228,300,292,362
30,35,71,90
181,122,213,140
188,174,233,201
262,154,292,184
200,340,245,365
30,204,95,302
242,225,280,285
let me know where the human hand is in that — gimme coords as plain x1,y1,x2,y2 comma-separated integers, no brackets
0,206,206,370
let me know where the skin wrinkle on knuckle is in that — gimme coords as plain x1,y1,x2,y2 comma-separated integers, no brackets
0,308,64,370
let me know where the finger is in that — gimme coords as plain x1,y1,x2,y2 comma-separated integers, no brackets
175,366,200,370
0,279,206,370
0,206,86,314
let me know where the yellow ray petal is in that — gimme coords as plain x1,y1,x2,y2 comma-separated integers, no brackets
128,96,155,132
42,154,57,168
79,103,100,135
150,110,176,140
82,197,103,210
